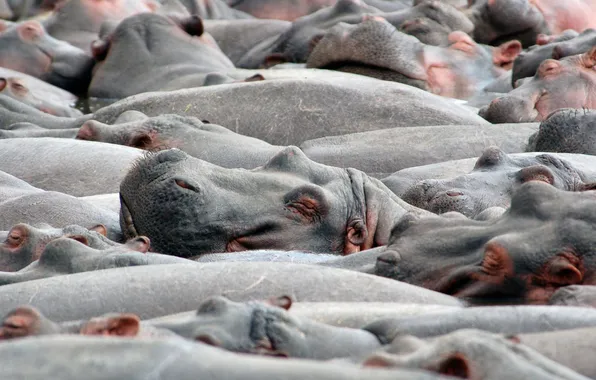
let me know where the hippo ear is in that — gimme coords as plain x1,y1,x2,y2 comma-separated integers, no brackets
362,354,394,368
243,74,265,82
516,166,555,185
447,31,476,54
583,47,596,68
266,295,293,310
4,224,28,250
345,219,368,255
124,236,151,253
128,133,154,150
76,121,100,141
67,235,90,246
91,38,111,62
0,306,41,340
143,0,159,12
481,242,514,277
195,333,222,347
493,40,522,67
544,254,583,286
89,224,108,237
172,15,204,36
283,185,329,224
537,59,562,78
437,353,471,379
262,53,287,68
80,314,140,337
309,34,325,53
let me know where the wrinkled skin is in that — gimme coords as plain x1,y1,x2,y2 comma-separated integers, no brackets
480,48,596,123
466,0,596,48
266,0,473,66
0,237,193,285
549,285,596,308
528,109,596,154
226,0,336,21
89,13,235,99
76,114,283,169
386,147,596,217
155,296,381,359
0,94,88,130
0,223,114,272
362,329,589,380
375,182,596,304
0,20,93,94
512,29,580,84
43,0,157,52
119,147,427,257
0,68,80,117
306,18,521,100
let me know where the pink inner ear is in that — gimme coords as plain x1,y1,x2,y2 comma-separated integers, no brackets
18,22,43,41
0,78,6,91
538,60,562,77
76,123,96,141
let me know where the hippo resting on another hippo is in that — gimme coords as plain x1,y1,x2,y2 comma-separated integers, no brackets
527,109,596,155
306,18,521,100
374,182,596,304
120,147,429,257
383,147,596,218
480,48,596,123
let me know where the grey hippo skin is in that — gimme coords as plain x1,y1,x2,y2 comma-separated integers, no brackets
0,336,449,380
0,67,81,118
91,76,488,146
549,285,596,308
301,123,539,178
363,306,596,339
361,329,590,380
528,109,596,155
0,262,462,321
89,13,236,99
0,223,117,272
383,147,596,217
0,237,192,285
119,147,429,257
76,114,284,170
373,182,596,304
306,17,520,100
0,94,90,129
153,296,382,360
0,138,143,197
0,19,93,94
480,48,596,123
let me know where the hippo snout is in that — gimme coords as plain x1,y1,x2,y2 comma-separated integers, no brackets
479,96,538,123
154,148,188,164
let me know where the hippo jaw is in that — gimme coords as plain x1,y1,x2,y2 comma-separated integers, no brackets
119,195,140,241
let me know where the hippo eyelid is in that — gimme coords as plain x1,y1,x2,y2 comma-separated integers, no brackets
174,178,200,193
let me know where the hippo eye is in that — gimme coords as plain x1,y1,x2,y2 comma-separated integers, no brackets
174,178,200,193
6,234,23,246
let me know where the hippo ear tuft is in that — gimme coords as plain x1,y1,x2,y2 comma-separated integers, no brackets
129,133,154,150
545,254,583,285
125,236,151,253
179,15,204,36
267,295,293,310
89,224,107,237
80,314,140,337
437,353,471,379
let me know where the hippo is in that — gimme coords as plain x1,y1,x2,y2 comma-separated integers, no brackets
306,18,521,100
362,329,589,380
480,48,596,123
0,138,143,197
0,237,193,285
0,262,461,321
90,76,489,146
76,114,283,169
383,148,596,217
176,0,252,19
549,285,596,308
43,0,157,52
226,0,337,21
0,336,447,380
0,20,93,94
153,296,382,359
300,123,539,178
119,147,430,257
466,0,596,48
375,182,596,304
0,223,117,272
511,29,587,84
0,125,78,139
0,68,81,118
88,13,236,99
0,95,88,129
528,109,596,155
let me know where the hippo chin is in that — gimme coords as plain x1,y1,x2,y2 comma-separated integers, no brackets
119,147,426,257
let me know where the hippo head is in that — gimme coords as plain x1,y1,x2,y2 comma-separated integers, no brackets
156,296,305,357
481,48,596,123
376,182,596,304
465,0,549,47
119,147,413,257
399,147,591,218
306,18,520,99
0,21,93,93
530,108,596,154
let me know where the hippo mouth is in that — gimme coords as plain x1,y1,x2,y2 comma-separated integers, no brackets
249,308,288,357
119,195,140,240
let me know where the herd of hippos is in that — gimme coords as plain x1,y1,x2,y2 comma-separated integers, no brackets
3,0,596,378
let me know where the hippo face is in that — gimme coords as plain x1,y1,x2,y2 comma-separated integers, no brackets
160,296,306,357
481,48,596,123
466,0,548,47
0,21,93,93
531,108,596,154
120,147,404,257
376,182,596,304
399,147,590,218
306,18,520,100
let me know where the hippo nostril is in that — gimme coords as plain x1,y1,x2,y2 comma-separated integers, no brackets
155,149,186,164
